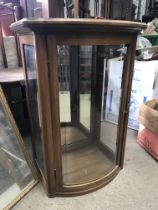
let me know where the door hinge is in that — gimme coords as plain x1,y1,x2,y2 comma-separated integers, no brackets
47,61,51,80
124,102,130,115
53,169,57,181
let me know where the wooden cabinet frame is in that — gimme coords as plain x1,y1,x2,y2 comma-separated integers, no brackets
11,19,146,196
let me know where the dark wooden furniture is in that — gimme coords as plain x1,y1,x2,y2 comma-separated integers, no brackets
148,0,158,16
11,18,146,197
19,0,134,19
0,68,29,136
68,0,133,19
109,0,133,20
142,0,158,22
0,4,15,68
0,3,22,67
20,0,63,18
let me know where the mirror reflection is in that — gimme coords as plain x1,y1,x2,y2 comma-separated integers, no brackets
0,87,36,210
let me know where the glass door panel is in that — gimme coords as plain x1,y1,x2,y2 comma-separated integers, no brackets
23,45,44,173
57,46,71,123
57,44,127,185
100,45,127,155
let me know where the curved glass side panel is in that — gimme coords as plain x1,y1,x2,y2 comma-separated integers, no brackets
23,45,44,173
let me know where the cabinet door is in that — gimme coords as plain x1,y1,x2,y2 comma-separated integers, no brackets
56,44,127,186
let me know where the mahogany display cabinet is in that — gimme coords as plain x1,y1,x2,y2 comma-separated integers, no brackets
11,19,146,196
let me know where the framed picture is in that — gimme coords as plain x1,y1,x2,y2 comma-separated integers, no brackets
0,85,38,210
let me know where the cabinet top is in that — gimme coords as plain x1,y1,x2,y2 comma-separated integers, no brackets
11,18,146,34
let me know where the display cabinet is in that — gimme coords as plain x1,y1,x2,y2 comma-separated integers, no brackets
11,18,146,196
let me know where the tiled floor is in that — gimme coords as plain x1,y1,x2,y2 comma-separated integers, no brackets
12,129,158,210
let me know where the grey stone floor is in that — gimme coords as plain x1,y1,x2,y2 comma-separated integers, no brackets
12,129,158,210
